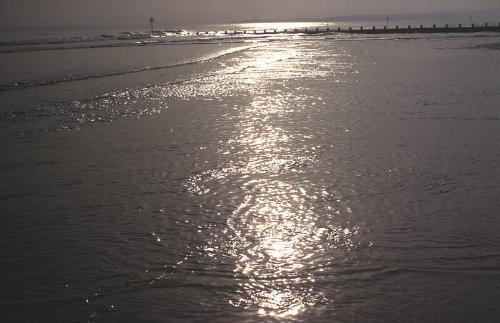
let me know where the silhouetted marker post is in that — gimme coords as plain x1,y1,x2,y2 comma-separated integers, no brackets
149,17,155,34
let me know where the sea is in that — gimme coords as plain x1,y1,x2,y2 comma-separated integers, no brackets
1,19,500,322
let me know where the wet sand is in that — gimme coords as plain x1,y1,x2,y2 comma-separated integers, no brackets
2,32,500,322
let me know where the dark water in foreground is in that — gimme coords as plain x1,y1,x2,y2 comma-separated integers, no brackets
1,28,500,322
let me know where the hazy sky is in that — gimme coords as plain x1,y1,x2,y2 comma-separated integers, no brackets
1,0,500,28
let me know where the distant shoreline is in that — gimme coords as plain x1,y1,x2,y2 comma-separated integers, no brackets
200,24,500,36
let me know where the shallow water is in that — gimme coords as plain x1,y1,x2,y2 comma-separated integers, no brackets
1,29,500,322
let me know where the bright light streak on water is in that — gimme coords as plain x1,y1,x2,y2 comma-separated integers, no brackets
180,40,360,319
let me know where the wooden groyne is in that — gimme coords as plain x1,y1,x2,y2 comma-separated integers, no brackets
195,23,500,36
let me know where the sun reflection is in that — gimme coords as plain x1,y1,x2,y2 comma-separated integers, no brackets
237,22,335,32
227,178,359,318
209,41,358,319
179,38,359,319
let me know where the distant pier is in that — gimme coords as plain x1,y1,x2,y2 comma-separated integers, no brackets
194,23,500,36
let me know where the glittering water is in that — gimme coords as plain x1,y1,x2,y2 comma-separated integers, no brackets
2,27,500,322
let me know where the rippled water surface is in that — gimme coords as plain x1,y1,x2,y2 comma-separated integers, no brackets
2,31,500,322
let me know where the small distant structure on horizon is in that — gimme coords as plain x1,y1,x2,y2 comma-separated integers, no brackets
149,17,155,34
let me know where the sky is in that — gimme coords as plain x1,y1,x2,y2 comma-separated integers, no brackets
1,0,500,28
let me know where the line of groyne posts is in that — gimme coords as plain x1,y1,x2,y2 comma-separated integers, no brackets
194,22,500,35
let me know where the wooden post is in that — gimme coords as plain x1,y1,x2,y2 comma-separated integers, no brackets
149,17,155,34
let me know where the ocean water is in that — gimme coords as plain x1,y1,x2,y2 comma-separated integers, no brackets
1,22,500,322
